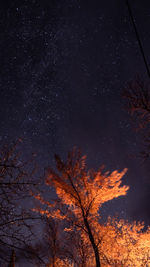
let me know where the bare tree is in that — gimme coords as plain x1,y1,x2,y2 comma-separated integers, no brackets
123,77,150,159
0,141,41,265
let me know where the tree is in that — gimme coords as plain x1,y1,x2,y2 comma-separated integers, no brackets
123,77,150,159
8,249,15,267
95,217,150,266
33,148,129,267
0,141,42,265
42,216,91,267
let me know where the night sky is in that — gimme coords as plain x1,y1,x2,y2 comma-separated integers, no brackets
0,0,150,226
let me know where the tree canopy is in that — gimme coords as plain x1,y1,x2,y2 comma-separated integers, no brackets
33,148,137,267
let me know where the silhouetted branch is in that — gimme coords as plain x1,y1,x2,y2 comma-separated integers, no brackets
126,0,150,78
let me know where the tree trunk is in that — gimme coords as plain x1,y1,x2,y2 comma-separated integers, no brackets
8,249,15,267
84,217,101,267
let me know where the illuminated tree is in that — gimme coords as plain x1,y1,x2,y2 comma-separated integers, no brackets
33,148,129,267
93,217,150,266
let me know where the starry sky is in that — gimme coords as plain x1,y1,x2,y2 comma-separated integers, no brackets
0,0,150,225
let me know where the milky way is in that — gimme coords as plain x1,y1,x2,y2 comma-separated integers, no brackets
0,0,150,224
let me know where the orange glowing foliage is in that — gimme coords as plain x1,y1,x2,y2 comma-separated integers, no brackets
75,218,150,266
33,148,129,235
33,148,150,266
46,258,74,267
43,149,128,222
102,218,150,266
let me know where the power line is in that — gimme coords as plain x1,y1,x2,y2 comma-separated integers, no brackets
126,0,150,78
